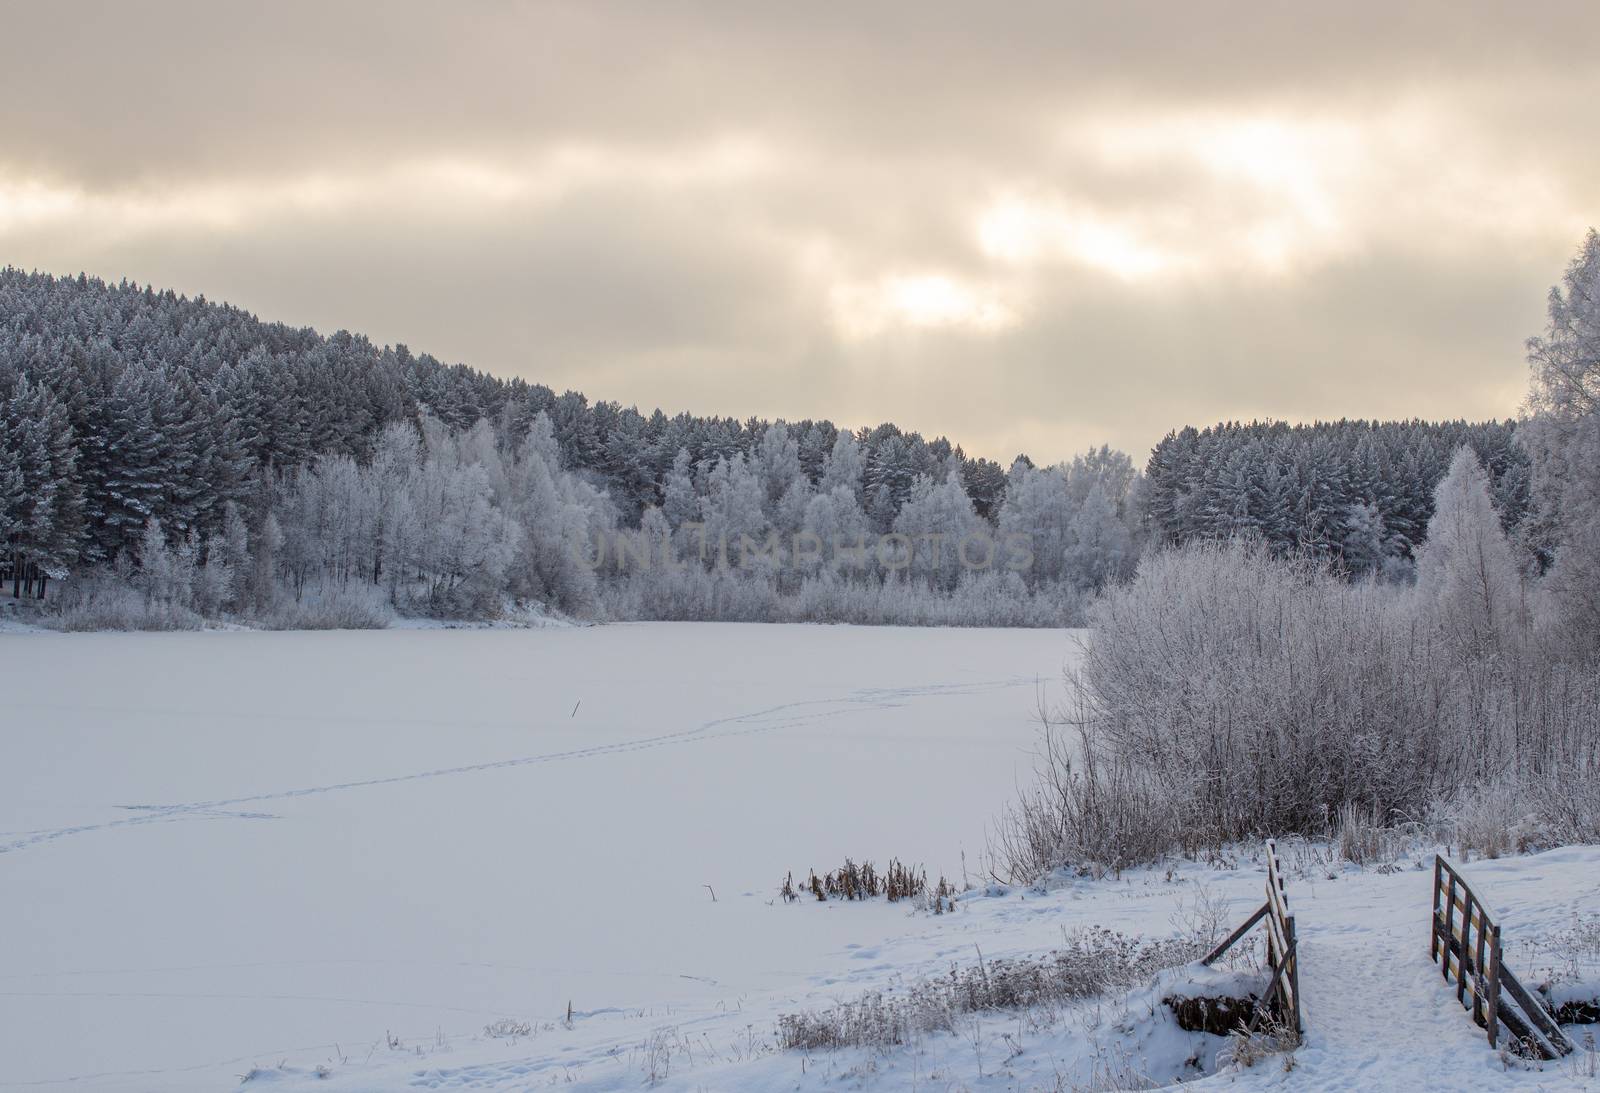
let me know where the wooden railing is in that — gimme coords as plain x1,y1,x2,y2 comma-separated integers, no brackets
1203,838,1302,1036
1431,854,1574,1059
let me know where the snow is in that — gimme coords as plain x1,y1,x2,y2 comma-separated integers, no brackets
0,622,1070,1089
2,623,1597,1091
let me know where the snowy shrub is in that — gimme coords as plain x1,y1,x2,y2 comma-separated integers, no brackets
1433,780,1522,859
260,581,393,631
1438,770,1600,858
46,570,203,631
603,566,1086,628
777,927,1202,1050
991,709,1184,881
1078,540,1442,841
1524,768,1600,848
999,529,1600,878
1333,802,1409,866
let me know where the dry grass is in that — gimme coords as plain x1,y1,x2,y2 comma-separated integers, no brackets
777,927,1201,1051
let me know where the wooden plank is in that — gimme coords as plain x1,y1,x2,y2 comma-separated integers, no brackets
1202,902,1269,966
1268,885,1288,922
1265,909,1288,954
1500,965,1576,1055
1495,991,1554,1057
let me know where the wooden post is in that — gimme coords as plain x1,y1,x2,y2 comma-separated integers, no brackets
1473,907,1489,1028
1442,870,1457,982
1486,924,1501,1050
1440,857,1452,960
1457,889,1471,1009
1285,914,1301,1034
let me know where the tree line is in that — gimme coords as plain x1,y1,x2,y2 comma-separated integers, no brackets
6,238,1593,630
0,269,1121,626
1143,418,1530,580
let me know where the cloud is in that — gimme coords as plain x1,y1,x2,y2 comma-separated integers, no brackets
0,2,1594,462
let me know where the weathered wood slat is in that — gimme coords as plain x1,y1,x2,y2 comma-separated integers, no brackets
1500,964,1576,1053
1202,902,1268,967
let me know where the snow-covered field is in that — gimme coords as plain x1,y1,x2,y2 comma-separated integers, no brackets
0,623,1072,1090
3,623,1597,1092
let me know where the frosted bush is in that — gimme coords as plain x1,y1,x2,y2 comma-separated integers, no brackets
261,581,393,630
46,572,203,631
998,535,1600,878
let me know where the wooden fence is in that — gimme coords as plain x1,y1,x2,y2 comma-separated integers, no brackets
1202,838,1302,1036
1430,854,1575,1059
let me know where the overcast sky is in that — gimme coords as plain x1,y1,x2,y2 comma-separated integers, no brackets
2,3,1594,463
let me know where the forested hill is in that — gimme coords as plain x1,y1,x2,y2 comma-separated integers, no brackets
0,268,1008,575
0,267,1538,621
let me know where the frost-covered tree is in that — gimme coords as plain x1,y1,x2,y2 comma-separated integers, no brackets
99,364,164,555
661,448,698,529
1339,502,1389,580
998,465,1075,587
818,431,865,504
892,462,984,591
2,374,83,595
136,518,189,610
507,413,603,614
192,532,232,617
800,485,870,577
1414,447,1526,660
774,471,812,538
218,502,251,611
755,422,802,512
1524,230,1600,657
0,420,24,553
1064,483,1132,592
699,454,769,566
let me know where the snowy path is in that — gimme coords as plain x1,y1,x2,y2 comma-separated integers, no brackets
1251,849,1599,1092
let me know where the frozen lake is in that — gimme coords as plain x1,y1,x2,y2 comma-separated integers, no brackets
0,622,1078,1089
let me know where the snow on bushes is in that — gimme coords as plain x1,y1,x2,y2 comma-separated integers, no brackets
996,517,1600,879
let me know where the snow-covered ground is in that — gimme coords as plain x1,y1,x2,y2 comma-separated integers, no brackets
3,623,1596,1092
0,623,1071,1090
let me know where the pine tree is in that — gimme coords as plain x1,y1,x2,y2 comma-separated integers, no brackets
0,418,25,565
100,365,165,556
